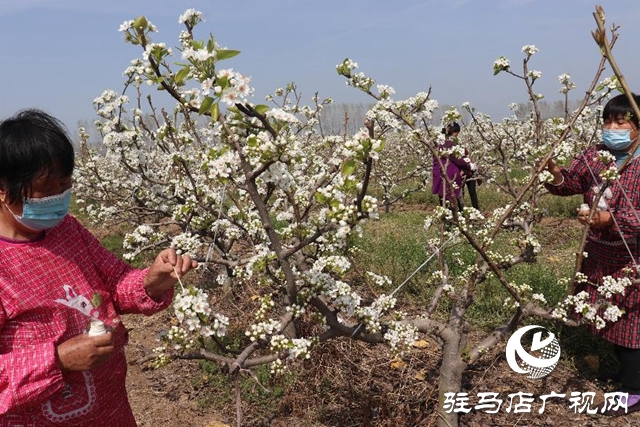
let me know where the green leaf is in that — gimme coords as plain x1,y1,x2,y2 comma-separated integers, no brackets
199,96,214,114
175,66,191,85
216,75,229,90
206,34,217,53
254,104,269,115
91,293,103,309
190,39,204,50
314,192,327,204
342,160,357,176
217,49,241,61
210,102,219,121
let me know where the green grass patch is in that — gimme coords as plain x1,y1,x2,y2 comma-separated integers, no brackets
352,207,579,331
195,360,293,413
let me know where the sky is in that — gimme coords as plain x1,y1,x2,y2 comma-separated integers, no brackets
1,0,640,133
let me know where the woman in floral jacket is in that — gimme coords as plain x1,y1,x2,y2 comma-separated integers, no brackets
544,93,640,415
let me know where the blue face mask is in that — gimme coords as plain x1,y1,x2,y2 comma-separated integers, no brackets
6,188,72,231
602,129,635,151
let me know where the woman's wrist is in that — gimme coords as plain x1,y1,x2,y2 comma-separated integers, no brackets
549,174,564,186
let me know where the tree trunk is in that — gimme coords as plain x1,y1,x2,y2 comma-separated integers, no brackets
436,330,467,427
383,184,391,213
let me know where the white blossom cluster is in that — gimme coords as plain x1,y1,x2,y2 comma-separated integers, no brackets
528,70,542,81
603,305,625,323
312,255,352,275
255,294,275,320
600,165,620,182
597,276,631,298
574,272,588,284
600,76,620,91
118,18,157,33
343,128,384,162
355,294,397,334
344,72,375,92
270,358,286,375
365,271,392,288
173,286,229,338
270,335,316,360
266,108,300,124
182,46,216,62
123,225,164,261
552,280,627,330
558,73,576,94
285,303,306,318
246,319,282,342
384,322,418,355
325,279,362,317
531,293,547,304
377,84,395,99
503,297,520,310
178,8,203,25
171,232,203,256
166,325,195,351
493,56,510,73
521,234,541,254
521,45,539,56
553,139,576,163
214,69,254,106
596,150,616,165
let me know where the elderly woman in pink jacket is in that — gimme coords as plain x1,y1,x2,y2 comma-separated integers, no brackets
0,109,198,426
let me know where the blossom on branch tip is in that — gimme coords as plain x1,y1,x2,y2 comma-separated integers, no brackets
521,45,539,56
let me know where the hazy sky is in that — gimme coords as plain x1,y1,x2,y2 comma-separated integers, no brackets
0,0,639,132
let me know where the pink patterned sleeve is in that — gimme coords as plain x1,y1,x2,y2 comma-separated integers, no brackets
545,150,595,197
110,267,174,315
70,217,174,315
0,301,64,414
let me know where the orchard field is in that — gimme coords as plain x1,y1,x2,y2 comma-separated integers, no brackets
72,6,640,427
111,205,640,426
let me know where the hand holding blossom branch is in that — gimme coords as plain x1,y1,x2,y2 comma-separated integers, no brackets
143,248,197,301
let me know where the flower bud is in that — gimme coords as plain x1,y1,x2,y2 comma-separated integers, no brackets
133,16,148,31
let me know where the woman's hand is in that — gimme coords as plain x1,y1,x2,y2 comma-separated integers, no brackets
55,332,114,371
577,209,613,228
544,159,564,185
143,248,197,300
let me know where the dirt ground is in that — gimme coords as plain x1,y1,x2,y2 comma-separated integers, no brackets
125,310,228,427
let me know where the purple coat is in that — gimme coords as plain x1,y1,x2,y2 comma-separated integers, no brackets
431,139,472,200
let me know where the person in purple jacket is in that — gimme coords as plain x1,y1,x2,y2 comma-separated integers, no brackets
431,122,472,211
